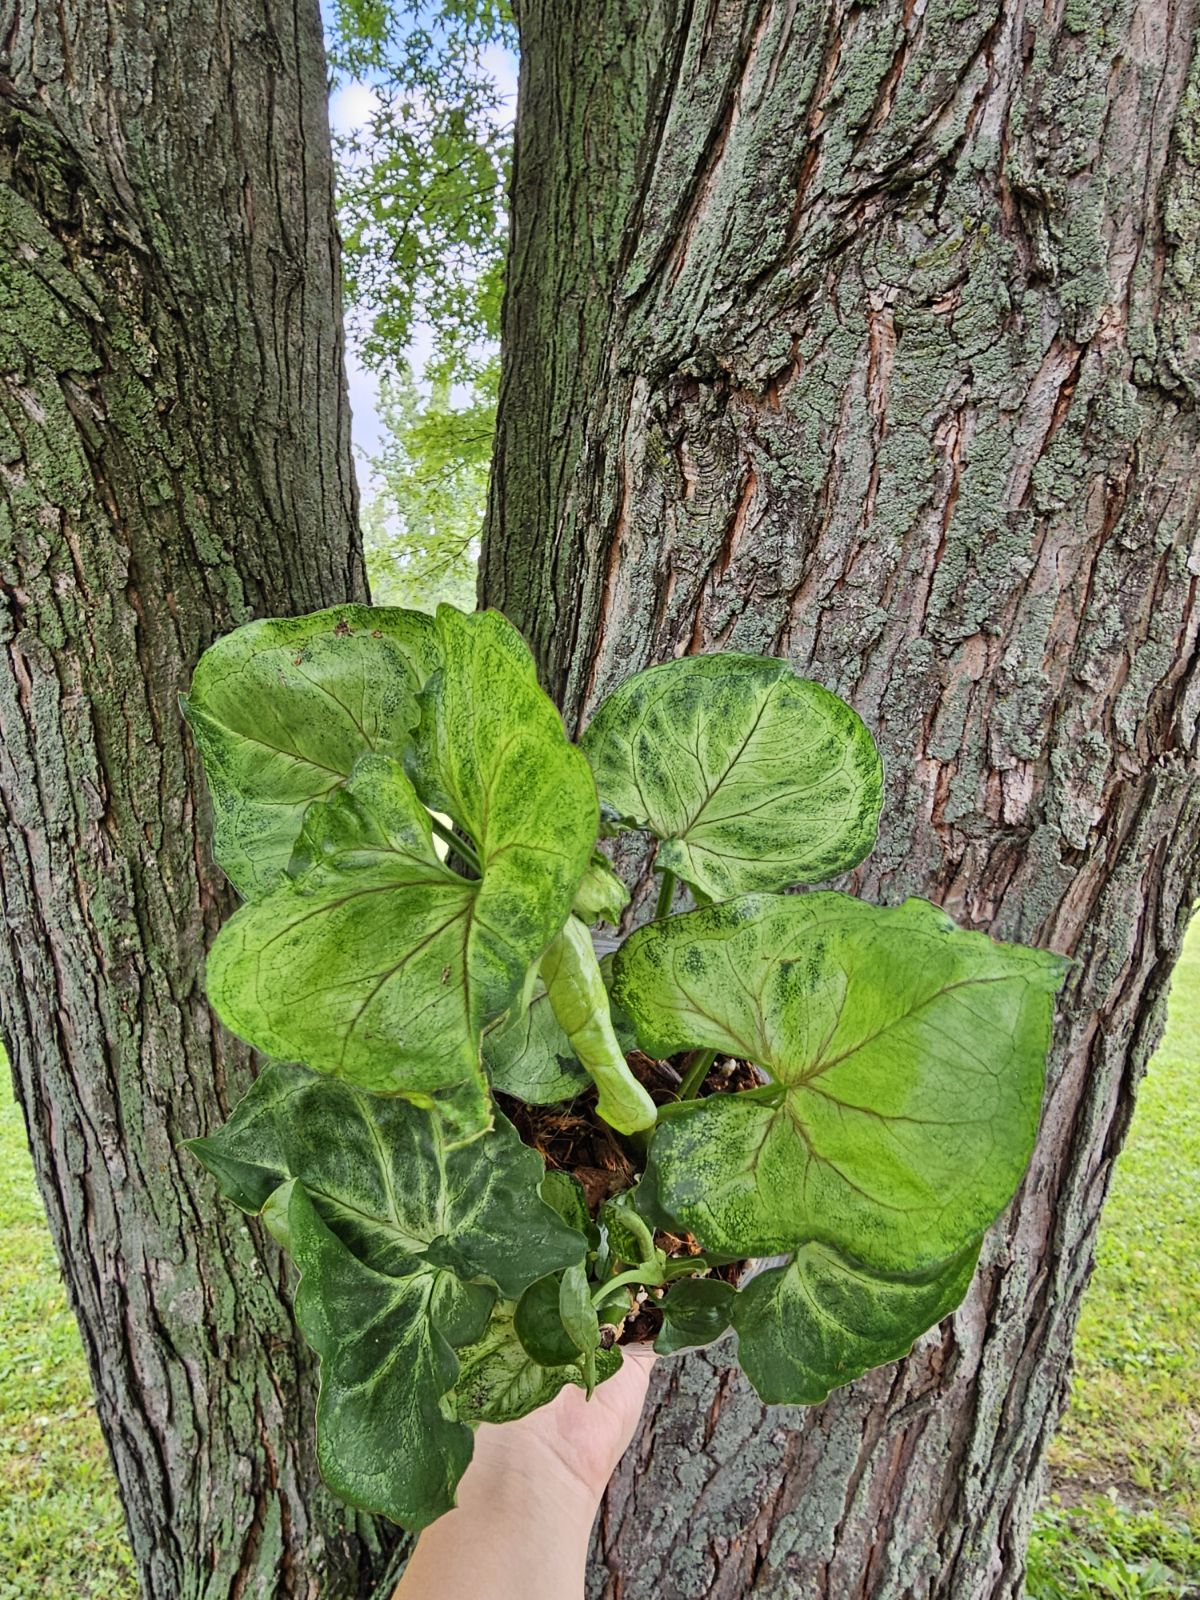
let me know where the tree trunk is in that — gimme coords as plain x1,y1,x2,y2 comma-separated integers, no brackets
0,4,398,1595
482,1,1200,1595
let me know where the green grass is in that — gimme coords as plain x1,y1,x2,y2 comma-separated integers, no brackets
1,928,1198,1599
0,1090,136,1600
1027,922,1200,1599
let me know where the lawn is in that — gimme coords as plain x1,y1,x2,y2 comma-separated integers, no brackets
1,927,1198,1600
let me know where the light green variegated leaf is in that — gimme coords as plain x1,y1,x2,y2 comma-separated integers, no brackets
185,1062,584,1297
483,986,590,1105
655,1277,736,1355
287,1183,489,1530
406,606,598,946
580,654,883,899
733,1240,980,1405
455,1304,623,1424
206,756,494,1132
183,605,438,898
618,894,1067,1271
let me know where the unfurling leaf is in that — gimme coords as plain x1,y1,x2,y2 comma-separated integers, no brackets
732,1240,980,1404
581,653,883,899
183,605,438,899
617,893,1067,1270
572,852,631,925
186,1062,586,1298
539,916,657,1134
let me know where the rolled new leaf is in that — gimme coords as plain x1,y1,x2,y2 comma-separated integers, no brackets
539,916,657,1134
183,604,438,899
580,653,883,900
614,893,1067,1272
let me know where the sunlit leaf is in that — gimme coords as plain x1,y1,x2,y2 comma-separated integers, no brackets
618,893,1066,1270
581,654,883,899
184,605,437,898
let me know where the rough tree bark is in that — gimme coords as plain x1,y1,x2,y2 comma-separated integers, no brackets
483,1,1200,1595
0,3,398,1595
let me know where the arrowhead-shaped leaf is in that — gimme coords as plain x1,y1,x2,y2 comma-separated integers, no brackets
186,1062,585,1297
580,654,883,899
732,1239,980,1404
183,605,438,898
617,894,1067,1271
206,756,494,1131
286,1183,487,1529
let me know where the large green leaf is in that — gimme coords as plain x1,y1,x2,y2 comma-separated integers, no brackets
732,1240,980,1405
186,1062,585,1297
183,605,438,898
206,757,494,1132
406,606,598,932
580,653,883,899
617,894,1067,1271
286,1183,486,1529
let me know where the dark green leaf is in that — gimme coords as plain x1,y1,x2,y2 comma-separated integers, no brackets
581,654,883,899
733,1240,980,1405
186,1062,585,1297
619,893,1066,1270
514,1274,580,1367
656,1277,736,1355
456,1304,623,1425
183,605,437,898
287,1183,487,1530
538,1171,593,1237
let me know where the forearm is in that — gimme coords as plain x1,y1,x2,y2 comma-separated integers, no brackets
393,1434,599,1600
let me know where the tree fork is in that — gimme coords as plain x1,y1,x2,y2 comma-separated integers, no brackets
483,0,1200,1594
0,2,398,1594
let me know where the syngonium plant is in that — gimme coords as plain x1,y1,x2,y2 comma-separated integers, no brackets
182,601,1067,1529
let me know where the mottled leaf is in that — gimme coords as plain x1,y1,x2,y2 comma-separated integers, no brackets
618,894,1066,1270
733,1240,980,1405
183,605,437,898
656,1277,736,1355
581,653,883,899
287,1183,488,1530
406,606,598,933
456,1304,623,1424
186,1062,585,1297
572,853,631,925
484,985,590,1105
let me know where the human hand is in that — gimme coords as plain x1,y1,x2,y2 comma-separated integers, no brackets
394,1347,656,1600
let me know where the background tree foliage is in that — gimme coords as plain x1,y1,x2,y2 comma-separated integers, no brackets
326,0,512,606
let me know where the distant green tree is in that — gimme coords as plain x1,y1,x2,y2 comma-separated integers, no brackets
327,0,512,607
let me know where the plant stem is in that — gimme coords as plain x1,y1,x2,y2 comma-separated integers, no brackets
654,868,676,921
677,1048,717,1100
591,1265,661,1311
430,815,482,875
